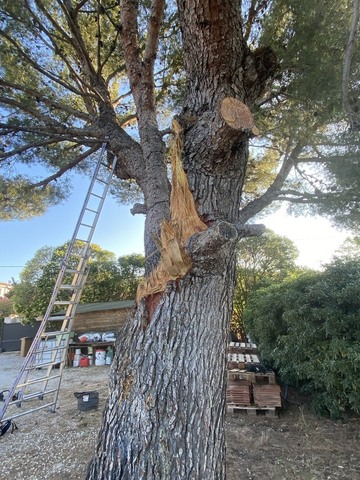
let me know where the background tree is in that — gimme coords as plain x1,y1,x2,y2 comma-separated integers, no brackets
244,258,360,418
232,229,300,338
333,235,360,260
0,1,359,478
0,296,14,318
116,253,145,299
12,242,143,321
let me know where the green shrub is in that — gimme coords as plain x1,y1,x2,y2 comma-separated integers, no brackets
244,259,360,418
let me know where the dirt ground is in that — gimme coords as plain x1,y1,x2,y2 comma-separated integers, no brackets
0,352,359,480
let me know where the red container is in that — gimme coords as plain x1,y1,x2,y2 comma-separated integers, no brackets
79,356,89,367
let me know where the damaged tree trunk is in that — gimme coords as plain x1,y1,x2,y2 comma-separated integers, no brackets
88,235,237,479
88,0,276,478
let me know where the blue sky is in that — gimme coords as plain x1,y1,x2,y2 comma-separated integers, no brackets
0,175,349,283
0,174,145,283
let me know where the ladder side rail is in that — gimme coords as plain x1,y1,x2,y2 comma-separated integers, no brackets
13,262,73,401
0,248,91,418
71,152,116,249
41,262,91,395
63,265,91,334
60,142,108,267
41,265,91,398
0,146,117,423
38,155,114,399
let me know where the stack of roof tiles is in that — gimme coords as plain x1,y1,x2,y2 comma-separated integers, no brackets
226,340,282,411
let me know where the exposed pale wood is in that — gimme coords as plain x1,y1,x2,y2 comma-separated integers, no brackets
220,97,254,131
227,405,277,416
251,125,260,136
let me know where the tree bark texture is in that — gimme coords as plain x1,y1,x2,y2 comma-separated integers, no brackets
87,0,275,478
88,246,236,479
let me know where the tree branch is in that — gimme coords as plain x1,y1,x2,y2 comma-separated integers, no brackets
234,223,266,238
0,120,99,140
0,96,74,128
0,137,80,161
143,0,165,78
0,79,91,122
238,142,304,223
30,144,100,188
342,0,360,127
120,0,142,94
130,203,147,215
0,30,87,98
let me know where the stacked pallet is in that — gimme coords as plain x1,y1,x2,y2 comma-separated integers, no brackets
228,341,258,354
226,341,282,416
228,369,276,385
253,384,282,409
227,352,260,369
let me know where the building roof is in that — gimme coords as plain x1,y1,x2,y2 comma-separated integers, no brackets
74,300,135,314
53,300,135,317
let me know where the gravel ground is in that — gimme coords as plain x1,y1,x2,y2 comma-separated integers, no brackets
1,351,360,480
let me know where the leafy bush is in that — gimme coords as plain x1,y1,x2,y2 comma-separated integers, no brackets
244,259,360,418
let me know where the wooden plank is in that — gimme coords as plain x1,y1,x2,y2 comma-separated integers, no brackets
227,370,276,385
226,404,278,417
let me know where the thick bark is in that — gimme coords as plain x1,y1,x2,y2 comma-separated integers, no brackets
88,241,237,479
88,1,272,479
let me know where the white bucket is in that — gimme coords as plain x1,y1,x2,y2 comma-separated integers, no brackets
95,349,106,366
73,353,81,367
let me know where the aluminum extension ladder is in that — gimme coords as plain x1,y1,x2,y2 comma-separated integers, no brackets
0,143,116,423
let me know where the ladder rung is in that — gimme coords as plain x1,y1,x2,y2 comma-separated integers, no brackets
85,207,97,213
64,268,86,274
80,222,94,228
59,285,82,290
33,345,67,355
53,301,77,305
95,177,107,184
66,252,86,258
18,373,61,388
47,315,74,322
90,192,105,199
26,360,64,370
41,330,70,337
9,388,58,404
1,402,56,422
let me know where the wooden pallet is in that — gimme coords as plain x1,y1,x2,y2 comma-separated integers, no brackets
227,404,278,417
227,353,260,371
228,342,258,354
228,369,276,385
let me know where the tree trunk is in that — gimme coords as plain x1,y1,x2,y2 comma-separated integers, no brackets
88,0,276,478
88,245,236,479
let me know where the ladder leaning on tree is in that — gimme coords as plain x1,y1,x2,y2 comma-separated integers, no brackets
0,142,116,424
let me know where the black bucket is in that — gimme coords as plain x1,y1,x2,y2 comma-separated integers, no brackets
74,391,99,411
